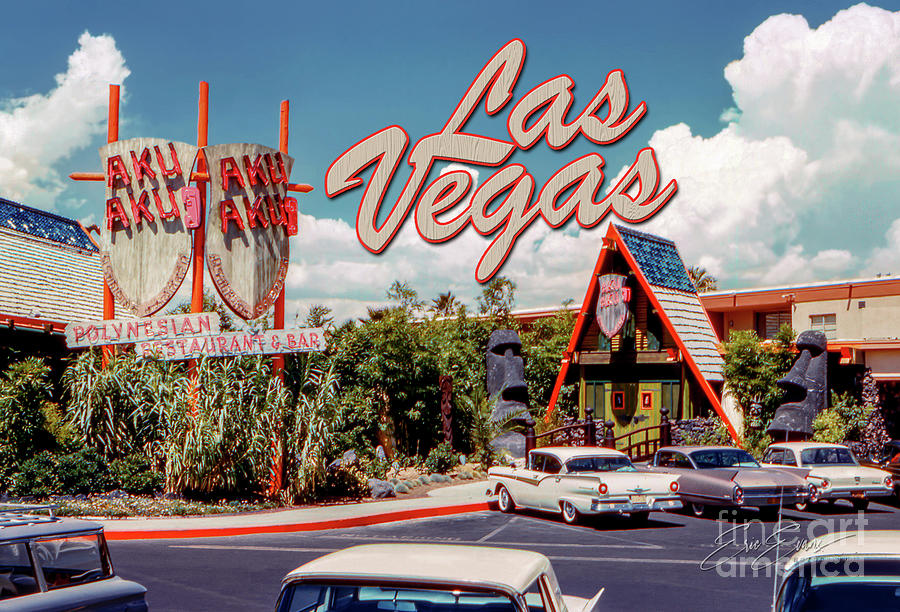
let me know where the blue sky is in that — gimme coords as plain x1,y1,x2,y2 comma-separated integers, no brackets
2,1,900,323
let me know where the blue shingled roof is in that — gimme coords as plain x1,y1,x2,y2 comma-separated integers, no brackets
616,225,695,293
0,197,97,252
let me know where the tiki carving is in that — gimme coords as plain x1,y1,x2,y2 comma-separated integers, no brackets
439,375,453,446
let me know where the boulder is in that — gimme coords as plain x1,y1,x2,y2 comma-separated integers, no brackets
343,449,360,466
368,479,396,499
375,446,387,462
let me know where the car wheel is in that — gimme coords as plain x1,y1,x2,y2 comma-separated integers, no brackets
851,499,869,511
631,511,650,525
497,486,515,514
690,503,707,518
561,501,580,524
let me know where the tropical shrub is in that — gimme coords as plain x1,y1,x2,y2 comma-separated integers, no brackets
0,357,53,467
423,442,456,474
11,448,112,497
109,454,163,494
813,391,873,444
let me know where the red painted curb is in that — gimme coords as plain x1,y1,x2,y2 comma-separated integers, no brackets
104,502,494,541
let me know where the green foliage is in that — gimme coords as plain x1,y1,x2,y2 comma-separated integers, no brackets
457,388,499,467
11,448,113,497
109,454,163,494
521,305,576,411
281,361,342,503
722,325,796,442
162,355,286,494
423,442,456,474
813,391,873,444
0,358,53,466
678,418,732,447
62,350,173,460
478,276,517,321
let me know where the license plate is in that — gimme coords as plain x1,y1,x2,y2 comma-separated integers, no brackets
851,491,866,499
767,497,779,504
630,495,647,504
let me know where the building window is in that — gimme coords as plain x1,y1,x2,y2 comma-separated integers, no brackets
809,314,837,339
758,311,792,339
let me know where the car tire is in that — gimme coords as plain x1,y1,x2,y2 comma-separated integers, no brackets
690,503,707,518
561,501,580,524
631,511,650,525
851,499,869,511
497,486,515,514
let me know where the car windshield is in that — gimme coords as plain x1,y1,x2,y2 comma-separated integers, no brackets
277,583,518,612
778,565,900,611
800,448,857,466
565,456,636,473
690,449,760,468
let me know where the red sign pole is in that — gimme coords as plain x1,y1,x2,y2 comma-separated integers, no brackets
102,85,120,365
273,99,289,380
191,82,209,313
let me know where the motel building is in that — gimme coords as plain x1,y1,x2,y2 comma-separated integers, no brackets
531,224,900,443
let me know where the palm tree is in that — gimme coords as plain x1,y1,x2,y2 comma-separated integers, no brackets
429,291,461,316
687,266,718,293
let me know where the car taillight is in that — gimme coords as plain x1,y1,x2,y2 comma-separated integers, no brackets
670,481,679,492
598,483,608,495
821,479,831,489
885,476,892,488
809,485,819,502
733,486,744,504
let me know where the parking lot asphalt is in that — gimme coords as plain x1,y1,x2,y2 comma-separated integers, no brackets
108,498,900,612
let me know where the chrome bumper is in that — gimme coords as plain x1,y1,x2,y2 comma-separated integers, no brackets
817,486,893,500
589,496,682,514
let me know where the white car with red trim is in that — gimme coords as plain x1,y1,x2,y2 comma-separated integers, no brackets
762,442,893,510
487,446,681,524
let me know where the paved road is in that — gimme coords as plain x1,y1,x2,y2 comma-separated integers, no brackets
109,499,900,612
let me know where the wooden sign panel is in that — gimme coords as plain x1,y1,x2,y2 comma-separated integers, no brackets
100,138,199,316
65,312,221,348
136,327,325,360
597,273,631,338
204,144,294,319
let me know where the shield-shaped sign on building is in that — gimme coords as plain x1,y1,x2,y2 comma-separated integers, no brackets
597,273,632,338
204,144,294,319
100,138,199,316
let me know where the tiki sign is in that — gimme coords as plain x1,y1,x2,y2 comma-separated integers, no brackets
597,274,631,338
204,144,297,319
101,138,199,316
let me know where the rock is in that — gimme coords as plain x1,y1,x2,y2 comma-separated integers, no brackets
342,449,359,467
394,483,410,494
375,446,387,462
459,454,467,465
107,489,129,499
418,475,431,485
489,432,526,459
368,479,396,499
389,477,400,485
326,458,343,473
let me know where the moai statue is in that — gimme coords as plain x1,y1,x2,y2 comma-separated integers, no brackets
486,330,533,426
767,330,828,440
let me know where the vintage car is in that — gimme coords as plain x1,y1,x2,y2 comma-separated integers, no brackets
649,446,810,519
762,441,893,510
860,439,900,499
487,446,681,524
0,503,148,611
775,530,900,611
275,543,603,612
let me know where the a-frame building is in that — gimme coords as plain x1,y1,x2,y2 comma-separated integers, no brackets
546,224,740,442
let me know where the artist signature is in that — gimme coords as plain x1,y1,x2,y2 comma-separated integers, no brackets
700,521,855,571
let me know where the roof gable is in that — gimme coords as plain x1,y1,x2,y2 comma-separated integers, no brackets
545,224,737,442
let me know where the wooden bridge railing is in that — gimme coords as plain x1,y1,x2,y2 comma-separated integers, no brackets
525,407,672,462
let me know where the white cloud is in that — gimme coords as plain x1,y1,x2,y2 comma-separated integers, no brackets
286,5,900,319
0,32,129,209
